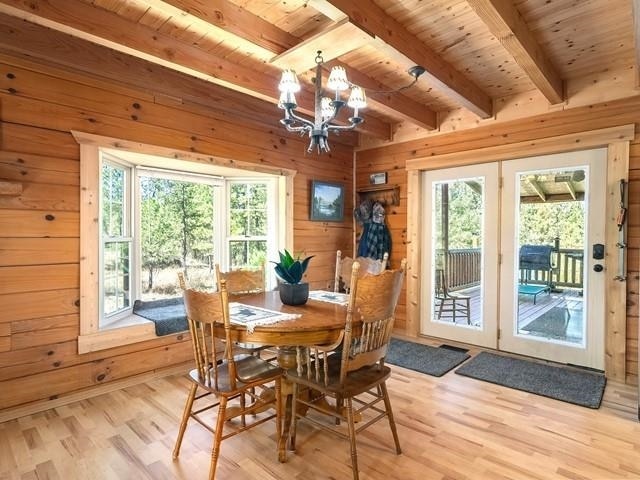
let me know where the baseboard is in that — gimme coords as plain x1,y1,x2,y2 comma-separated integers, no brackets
0,361,192,423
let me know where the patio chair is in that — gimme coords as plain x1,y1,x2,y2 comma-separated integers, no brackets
287,258,407,480
173,279,285,479
434,268,471,324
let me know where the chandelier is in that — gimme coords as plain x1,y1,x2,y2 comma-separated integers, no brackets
277,51,366,154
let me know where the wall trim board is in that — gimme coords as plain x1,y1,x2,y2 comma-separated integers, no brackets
0,362,191,423
406,124,635,171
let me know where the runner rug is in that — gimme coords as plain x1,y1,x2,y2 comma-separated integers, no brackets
455,351,606,409
386,338,470,377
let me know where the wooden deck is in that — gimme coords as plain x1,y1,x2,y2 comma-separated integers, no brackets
434,285,584,344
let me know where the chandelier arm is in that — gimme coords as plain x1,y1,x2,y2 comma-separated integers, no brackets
326,122,359,132
284,124,308,133
285,108,315,129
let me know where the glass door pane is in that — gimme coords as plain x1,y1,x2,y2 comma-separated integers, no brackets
431,179,484,328
421,163,499,349
514,167,586,346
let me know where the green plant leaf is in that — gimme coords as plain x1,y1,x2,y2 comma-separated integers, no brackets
300,255,314,274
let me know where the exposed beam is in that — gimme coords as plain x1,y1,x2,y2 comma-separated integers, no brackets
148,0,437,129
467,0,563,105
270,19,372,72
564,181,577,200
318,0,493,118
0,0,391,139
526,175,547,202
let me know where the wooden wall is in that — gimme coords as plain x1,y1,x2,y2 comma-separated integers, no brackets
0,50,353,413
356,96,640,385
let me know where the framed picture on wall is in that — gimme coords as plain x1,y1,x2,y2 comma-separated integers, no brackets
310,180,345,222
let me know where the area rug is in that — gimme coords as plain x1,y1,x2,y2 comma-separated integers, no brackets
386,338,470,377
455,351,606,409
521,306,570,339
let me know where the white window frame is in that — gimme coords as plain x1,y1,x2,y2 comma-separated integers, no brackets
76,132,295,354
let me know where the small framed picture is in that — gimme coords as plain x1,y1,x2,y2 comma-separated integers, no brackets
369,172,387,185
310,180,344,222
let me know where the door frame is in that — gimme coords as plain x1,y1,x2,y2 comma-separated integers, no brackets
405,124,633,380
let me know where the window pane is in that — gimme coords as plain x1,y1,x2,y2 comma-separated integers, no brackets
230,183,247,209
229,240,266,269
229,210,248,236
103,241,131,315
248,184,267,208
102,163,125,237
249,211,267,235
139,177,216,300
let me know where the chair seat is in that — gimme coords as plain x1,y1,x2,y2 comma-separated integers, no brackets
189,354,281,393
286,355,391,397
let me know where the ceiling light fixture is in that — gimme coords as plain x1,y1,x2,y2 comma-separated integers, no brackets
278,50,366,154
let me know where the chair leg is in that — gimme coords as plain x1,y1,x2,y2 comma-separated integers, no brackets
209,396,228,480
288,383,299,451
380,382,401,454
275,379,286,463
173,382,198,459
437,299,445,319
240,389,246,427
345,397,359,480
335,394,343,425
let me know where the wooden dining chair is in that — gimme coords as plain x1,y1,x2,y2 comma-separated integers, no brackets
335,251,389,293
173,278,285,479
286,258,407,480
214,264,275,359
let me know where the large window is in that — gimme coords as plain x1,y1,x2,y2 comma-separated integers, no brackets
98,152,279,329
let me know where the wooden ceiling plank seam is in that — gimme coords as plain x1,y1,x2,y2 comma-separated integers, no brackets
467,0,563,105
0,0,391,139
318,0,493,118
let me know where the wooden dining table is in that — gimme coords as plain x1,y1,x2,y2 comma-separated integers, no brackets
218,290,349,371
214,290,350,453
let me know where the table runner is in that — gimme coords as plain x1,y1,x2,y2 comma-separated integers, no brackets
229,302,301,333
308,290,349,306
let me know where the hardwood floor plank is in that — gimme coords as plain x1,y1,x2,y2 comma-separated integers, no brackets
0,363,639,479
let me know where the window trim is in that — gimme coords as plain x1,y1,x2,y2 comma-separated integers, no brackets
75,131,295,354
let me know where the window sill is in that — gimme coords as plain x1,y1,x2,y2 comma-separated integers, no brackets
78,316,157,354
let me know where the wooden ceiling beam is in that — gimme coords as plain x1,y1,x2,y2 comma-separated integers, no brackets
526,175,547,202
317,0,493,118
0,0,391,140
467,0,564,105
149,0,437,129
270,19,372,72
564,181,577,200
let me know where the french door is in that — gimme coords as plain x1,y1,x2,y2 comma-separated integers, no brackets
499,149,606,369
420,149,607,369
420,163,499,348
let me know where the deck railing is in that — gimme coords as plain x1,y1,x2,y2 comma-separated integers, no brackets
439,247,584,291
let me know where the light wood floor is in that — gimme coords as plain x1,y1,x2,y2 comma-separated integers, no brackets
1,352,639,480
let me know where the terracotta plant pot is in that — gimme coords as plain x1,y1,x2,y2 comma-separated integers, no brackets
279,282,309,306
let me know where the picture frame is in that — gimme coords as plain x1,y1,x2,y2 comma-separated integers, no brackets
369,172,388,185
310,180,345,222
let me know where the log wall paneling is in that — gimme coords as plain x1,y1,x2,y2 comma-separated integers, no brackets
0,50,353,415
357,98,640,385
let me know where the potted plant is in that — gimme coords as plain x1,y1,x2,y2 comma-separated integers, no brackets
272,249,314,305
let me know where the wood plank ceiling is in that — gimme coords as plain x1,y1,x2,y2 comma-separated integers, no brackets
0,0,634,146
